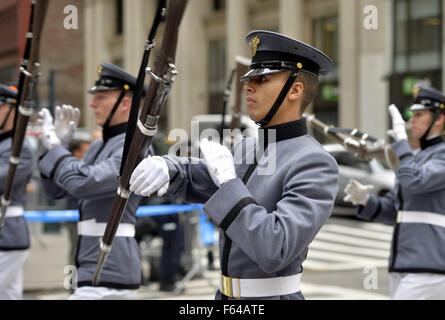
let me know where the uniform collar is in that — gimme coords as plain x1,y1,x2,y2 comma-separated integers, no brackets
420,135,444,150
102,122,127,143
258,118,308,149
0,129,13,143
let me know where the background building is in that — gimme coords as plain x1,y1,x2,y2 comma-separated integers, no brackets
1,0,444,140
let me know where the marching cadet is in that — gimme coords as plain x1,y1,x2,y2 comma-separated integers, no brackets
38,63,144,299
0,84,34,299
344,84,445,299
129,30,339,300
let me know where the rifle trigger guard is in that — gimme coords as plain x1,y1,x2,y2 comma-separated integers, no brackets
146,67,167,84
145,63,178,85
20,67,32,78
137,119,157,137
18,105,33,116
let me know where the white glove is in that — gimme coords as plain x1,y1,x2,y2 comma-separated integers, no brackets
129,156,170,197
200,138,236,188
343,179,374,206
388,104,407,141
38,108,61,149
55,105,80,148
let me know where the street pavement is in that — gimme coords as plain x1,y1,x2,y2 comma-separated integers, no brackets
23,216,391,300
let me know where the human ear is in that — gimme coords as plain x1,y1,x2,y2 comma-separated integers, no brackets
289,81,303,101
121,95,132,111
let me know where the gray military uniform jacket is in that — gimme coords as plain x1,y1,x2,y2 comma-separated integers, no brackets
39,124,142,289
164,119,339,299
357,136,445,274
0,131,34,250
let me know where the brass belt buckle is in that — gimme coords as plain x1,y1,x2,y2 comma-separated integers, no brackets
221,274,241,298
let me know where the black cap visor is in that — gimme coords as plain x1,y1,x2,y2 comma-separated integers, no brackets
88,85,121,94
240,68,287,83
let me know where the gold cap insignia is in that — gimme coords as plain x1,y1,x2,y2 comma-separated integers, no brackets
97,65,103,77
413,85,419,99
124,84,130,90
249,36,260,57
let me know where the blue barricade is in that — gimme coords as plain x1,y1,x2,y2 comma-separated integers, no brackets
23,204,218,245
24,204,204,223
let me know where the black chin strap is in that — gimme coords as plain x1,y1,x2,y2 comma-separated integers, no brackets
102,89,127,129
256,69,300,127
420,110,442,150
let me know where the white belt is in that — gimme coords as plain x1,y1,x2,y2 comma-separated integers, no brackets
220,273,301,298
397,210,445,229
4,206,24,218
77,219,135,237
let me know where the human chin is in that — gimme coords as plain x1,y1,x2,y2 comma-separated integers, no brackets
412,127,425,140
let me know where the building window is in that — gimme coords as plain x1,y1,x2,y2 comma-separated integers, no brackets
390,0,442,119
208,39,226,114
116,0,123,35
213,0,226,11
394,0,441,73
312,15,339,82
312,15,339,133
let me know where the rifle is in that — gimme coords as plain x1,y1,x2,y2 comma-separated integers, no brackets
219,68,236,143
1,0,49,229
228,55,250,130
120,0,167,174
304,114,400,169
93,0,188,285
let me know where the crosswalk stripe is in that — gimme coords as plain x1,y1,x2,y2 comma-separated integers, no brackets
314,231,391,249
307,249,387,265
321,224,393,241
302,260,387,271
309,240,390,258
329,217,393,233
300,282,389,300
359,222,394,234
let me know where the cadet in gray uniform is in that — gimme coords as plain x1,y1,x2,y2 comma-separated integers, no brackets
0,84,34,299
344,84,445,299
129,30,339,300
38,64,144,300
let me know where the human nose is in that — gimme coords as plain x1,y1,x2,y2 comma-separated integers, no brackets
90,96,98,109
244,81,254,94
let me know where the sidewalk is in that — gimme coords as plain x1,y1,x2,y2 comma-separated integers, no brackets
23,223,220,300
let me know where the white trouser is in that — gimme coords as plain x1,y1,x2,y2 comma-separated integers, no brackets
68,286,138,300
0,250,29,300
389,272,445,300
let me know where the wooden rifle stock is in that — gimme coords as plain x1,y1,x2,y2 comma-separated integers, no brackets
1,0,49,229
93,0,188,285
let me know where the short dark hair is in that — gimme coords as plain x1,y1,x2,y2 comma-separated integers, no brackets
295,71,319,114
